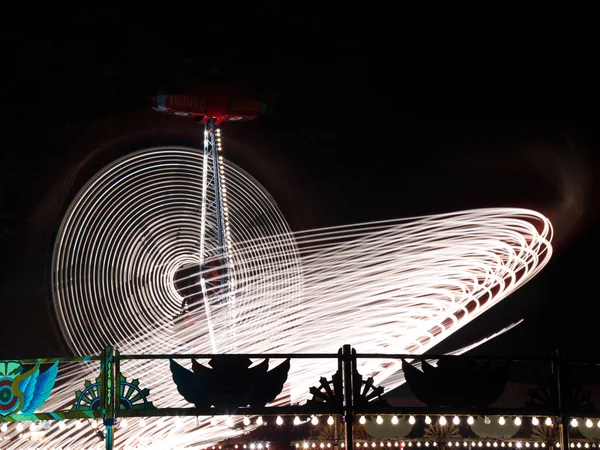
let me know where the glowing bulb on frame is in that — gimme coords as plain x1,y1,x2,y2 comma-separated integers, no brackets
409,416,416,425
276,416,283,425
294,416,301,425
514,417,521,426
0,423,7,433
376,416,383,424
467,416,474,425
453,416,460,425
484,416,491,425
392,416,399,425
425,416,432,424
139,418,146,428
311,416,319,426
545,417,552,426
439,416,447,426
243,417,251,426
585,419,592,428
359,416,366,424
327,416,334,425
570,418,578,427
210,417,217,426
225,416,234,427
499,417,506,425
256,417,264,426
16,423,23,432
531,417,539,426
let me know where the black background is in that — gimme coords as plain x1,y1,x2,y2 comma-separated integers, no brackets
1,6,598,359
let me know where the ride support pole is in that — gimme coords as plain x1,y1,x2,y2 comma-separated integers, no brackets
342,345,354,450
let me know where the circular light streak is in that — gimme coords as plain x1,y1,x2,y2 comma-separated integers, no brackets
38,146,554,449
52,146,302,356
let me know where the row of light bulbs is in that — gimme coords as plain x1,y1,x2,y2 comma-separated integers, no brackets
357,416,600,428
294,443,598,449
2,415,599,434
215,127,235,273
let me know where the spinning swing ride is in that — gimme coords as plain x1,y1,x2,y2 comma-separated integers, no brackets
3,85,557,449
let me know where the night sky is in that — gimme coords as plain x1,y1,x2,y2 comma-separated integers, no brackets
1,8,598,360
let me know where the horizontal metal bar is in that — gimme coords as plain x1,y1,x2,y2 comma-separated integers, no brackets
0,410,101,422
354,354,600,366
355,406,562,417
353,354,558,362
5,406,598,422
119,353,340,360
117,405,343,417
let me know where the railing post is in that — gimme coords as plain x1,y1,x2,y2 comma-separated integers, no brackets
554,350,569,450
100,346,116,450
342,345,354,450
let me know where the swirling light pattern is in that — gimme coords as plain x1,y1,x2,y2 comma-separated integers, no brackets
52,147,303,356
5,147,554,449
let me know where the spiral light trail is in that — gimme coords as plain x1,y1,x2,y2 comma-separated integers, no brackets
4,147,553,449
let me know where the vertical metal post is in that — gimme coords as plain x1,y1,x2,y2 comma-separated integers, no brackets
342,345,354,450
554,350,569,450
200,118,234,352
100,346,116,450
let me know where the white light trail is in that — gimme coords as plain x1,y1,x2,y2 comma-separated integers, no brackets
6,147,554,449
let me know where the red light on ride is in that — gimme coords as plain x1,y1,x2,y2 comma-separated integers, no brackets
152,85,265,124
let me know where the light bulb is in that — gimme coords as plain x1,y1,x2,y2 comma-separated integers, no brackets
514,417,522,426
484,416,491,425
545,417,552,426
409,416,416,425
16,423,23,432
570,418,578,427
597,419,600,428
58,421,67,430
439,416,447,426
359,416,366,424
210,417,217,426
294,416,301,425
532,417,539,426
453,416,460,425
0,423,7,433
256,416,264,425
243,417,251,426
467,416,474,425
75,419,83,429
311,416,319,426
327,416,334,425
140,418,147,428
585,419,592,428
376,416,383,425
391,416,399,425
276,416,283,425
425,416,432,424
499,417,506,425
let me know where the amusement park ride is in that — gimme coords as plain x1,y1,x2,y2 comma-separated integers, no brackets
153,85,267,344
1,84,599,450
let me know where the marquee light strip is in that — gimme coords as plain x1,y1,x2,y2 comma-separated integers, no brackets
28,147,555,450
